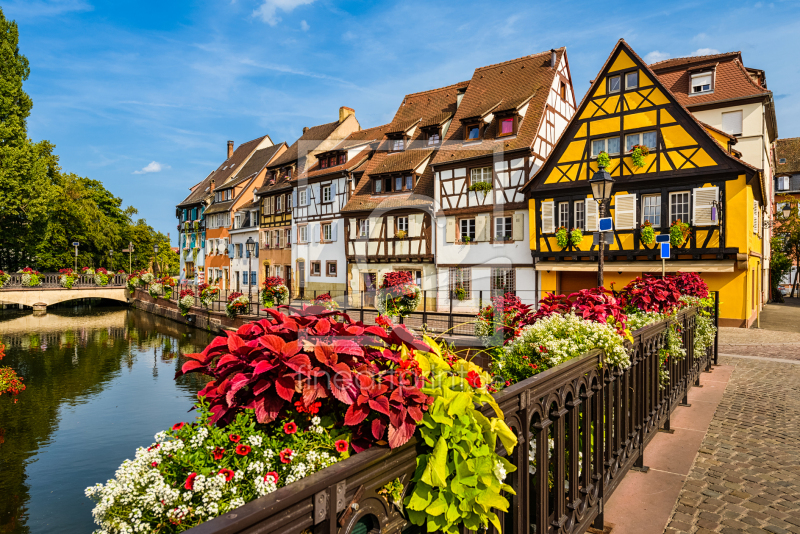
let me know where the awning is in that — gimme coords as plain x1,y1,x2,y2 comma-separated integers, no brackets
534,260,735,273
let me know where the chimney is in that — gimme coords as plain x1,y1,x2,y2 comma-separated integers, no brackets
210,179,216,192
339,106,355,123
302,127,309,134
550,49,557,69
227,140,234,159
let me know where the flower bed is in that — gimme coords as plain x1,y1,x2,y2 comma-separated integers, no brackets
375,271,421,318
178,289,195,316
59,268,79,288
260,277,288,309
225,292,248,318
18,267,42,287
198,283,219,309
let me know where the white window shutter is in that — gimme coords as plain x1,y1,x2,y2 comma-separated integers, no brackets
513,212,524,241
446,217,456,242
476,214,489,241
369,217,380,239
331,220,338,241
409,214,421,237
312,184,320,206
386,216,394,237
541,201,555,234
292,189,297,208
586,197,598,231
693,187,719,226
349,219,357,240
331,181,337,200
753,200,759,234
613,194,637,230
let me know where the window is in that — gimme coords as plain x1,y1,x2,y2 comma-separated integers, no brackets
326,261,337,277
396,216,408,233
626,131,657,152
779,158,787,164
299,188,308,205
339,154,347,165
721,110,743,136
465,124,480,141
276,195,283,212
691,72,713,94
591,137,620,157
275,265,283,278
392,138,405,151
669,192,690,224
491,268,515,295
384,177,392,192
395,176,402,192
298,225,308,243
329,156,337,167
284,228,291,246
559,81,566,100
359,219,369,238
625,71,638,90
499,117,514,136
558,202,569,229
608,75,621,93
320,158,328,169
778,176,789,191
286,194,292,210
460,218,476,241
373,178,382,193
427,131,440,146
470,167,492,185
449,267,471,295
322,223,332,241
311,261,321,276
274,230,280,248
405,175,413,190
643,194,662,226
574,200,585,230
322,185,332,203
494,216,512,240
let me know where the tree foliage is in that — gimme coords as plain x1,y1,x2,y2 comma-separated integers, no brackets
773,194,800,298
0,7,174,274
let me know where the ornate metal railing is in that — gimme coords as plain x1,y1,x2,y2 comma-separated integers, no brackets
0,273,128,289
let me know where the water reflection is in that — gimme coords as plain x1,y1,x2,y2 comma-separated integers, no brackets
0,304,215,534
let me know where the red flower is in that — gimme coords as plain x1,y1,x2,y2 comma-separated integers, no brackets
151,461,158,467
375,315,393,329
529,364,539,370
538,345,548,354
218,468,235,482
264,472,279,484
212,447,225,460
466,370,482,388
229,434,241,443
184,473,198,490
235,444,251,456
171,422,185,431
294,400,321,414
283,422,297,435
335,440,349,453
279,448,294,464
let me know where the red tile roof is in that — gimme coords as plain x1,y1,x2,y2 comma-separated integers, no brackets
775,138,800,175
268,120,343,168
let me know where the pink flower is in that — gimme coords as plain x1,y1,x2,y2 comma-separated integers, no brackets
279,448,294,464
264,472,279,484
184,473,198,490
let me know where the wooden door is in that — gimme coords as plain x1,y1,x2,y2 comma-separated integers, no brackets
298,261,305,299
362,272,376,307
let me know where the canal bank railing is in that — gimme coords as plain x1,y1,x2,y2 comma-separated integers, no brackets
178,304,716,534
0,272,127,289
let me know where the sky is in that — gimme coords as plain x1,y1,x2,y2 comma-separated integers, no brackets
5,0,800,243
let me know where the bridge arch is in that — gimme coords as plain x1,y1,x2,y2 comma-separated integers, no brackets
0,288,129,308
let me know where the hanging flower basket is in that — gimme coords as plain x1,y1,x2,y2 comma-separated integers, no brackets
148,282,163,299
160,276,176,300
570,228,583,247
226,292,249,318
453,286,468,301
260,277,289,309
630,144,650,169
596,151,611,168
640,221,656,246
555,227,569,248
669,219,691,247
199,283,219,308
375,272,421,318
178,289,195,316
468,181,492,197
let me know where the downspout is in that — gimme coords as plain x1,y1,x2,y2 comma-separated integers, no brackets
762,104,769,304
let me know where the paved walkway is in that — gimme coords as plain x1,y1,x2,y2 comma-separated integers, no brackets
662,301,800,534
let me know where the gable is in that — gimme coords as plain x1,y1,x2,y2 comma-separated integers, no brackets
530,42,754,192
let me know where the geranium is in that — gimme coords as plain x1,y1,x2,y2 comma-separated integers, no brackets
59,268,79,289
313,292,339,311
376,271,421,318
225,292,249,318
260,277,289,308
375,314,393,330
18,267,42,287
283,422,297,435
466,370,482,388
199,283,220,308
94,268,110,286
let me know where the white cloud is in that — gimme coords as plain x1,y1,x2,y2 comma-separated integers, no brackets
691,48,721,56
133,161,170,174
644,50,671,63
300,20,310,31
252,0,315,26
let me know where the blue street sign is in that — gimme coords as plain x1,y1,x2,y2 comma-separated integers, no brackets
598,217,613,232
655,234,670,244
660,242,670,259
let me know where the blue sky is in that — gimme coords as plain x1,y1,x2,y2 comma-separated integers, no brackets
5,0,800,243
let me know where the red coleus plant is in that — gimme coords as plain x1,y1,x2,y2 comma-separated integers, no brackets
314,293,333,303
380,271,418,298
59,268,74,275
619,275,682,313
262,277,285,288
227,291,243,302
178,305,433,452
671,272,709,299
96,267,109,275
532,288,628,333
180,289,195,299
477,293,535,344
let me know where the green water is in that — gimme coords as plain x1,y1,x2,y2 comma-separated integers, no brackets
0,304,215,533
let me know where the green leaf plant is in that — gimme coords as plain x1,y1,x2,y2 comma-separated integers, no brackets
405,336,517,534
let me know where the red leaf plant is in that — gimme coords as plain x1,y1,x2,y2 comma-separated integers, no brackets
476,293,534,345
178,305,433,452
618,275,682,314
180,289,195,299
262,277,285,288
532,288,628,334
671,272,709,299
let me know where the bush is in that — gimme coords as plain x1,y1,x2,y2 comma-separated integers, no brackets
225,292,248,318
376,271,421,318
618,275,682,314
475,293,534,348
260,277,289,308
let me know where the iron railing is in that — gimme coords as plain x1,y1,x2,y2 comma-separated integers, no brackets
0,273,127,289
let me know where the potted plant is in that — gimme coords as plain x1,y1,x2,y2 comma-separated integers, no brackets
630,144,650,169
0,270,10,289
94,267,110,286
161,276,176,300
178,289,195,316
226,292,249,318
453,286,468,301
199,283,219,308
376,271,422,318
597,150,611,168
670,219,691,247
59,268,78,288
395,230,407,239
468,181,492,197
148,280,163,299
555,226,569,248
462,235,472,243
18,267,41,287
569,228,583,247
260,277,289,308
640,221,656,246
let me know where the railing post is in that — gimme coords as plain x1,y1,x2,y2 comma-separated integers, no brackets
423,290,428,328
448,291,454,333
360,291,364,323
713,290,719,366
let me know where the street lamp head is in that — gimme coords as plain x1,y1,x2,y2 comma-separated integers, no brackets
245,236,256,253
589,166,615,203
783,203,792,219
108,250,113,257
154,244,160,254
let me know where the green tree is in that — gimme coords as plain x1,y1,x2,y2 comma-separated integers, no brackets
774,195,800,298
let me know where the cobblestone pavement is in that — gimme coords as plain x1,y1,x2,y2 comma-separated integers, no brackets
664,350,800,533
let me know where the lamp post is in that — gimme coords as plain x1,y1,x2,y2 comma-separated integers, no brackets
246,236,256,308
153,244,160,276
129,242,133,272
108,250,114,271
73,241,80,271
783,203,792,219
589,165,615,288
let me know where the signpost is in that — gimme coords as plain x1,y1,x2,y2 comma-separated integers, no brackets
660,241,670,278
72,241,80,271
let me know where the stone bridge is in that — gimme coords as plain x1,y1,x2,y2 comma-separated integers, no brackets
0,287,129,309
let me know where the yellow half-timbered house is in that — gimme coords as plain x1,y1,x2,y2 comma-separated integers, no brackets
524,40,766,327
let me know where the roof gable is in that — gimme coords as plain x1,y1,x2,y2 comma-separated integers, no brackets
528,40,756,193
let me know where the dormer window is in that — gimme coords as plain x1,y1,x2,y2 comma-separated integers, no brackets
372,175,414,194
498,116,516,137
339,153,347,165
691,71,713,94
392,138,405,152
320,158,328,169
625,71,638,90
608,75,621,93
465,123,481,141
426,130,441,146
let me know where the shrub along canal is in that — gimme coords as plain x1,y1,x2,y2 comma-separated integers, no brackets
0,303,214,534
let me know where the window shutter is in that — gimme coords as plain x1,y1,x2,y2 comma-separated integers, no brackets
228,244,234,258
476,214,489,241
312,184,320,206
386,216,394,237
613,194,636,230
330,182,337,202
722,111,743,136
369,217,380,239
446,217,456,243
349,219,357,240
585,197,598,231
331,220,338,241
513,212,524,241
292,189,297,208
753,200,759,234
692,187,719,226
245,249,250,258
541,201,555,234
409,214,422,237
254,246,259,258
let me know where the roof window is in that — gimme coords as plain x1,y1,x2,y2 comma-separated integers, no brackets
691,72,713,94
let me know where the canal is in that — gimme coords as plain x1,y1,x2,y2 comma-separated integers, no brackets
0,303,215,534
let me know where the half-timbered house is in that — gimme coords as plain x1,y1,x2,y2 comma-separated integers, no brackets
266,108,360,297
525,40,765,327
431,48,576,309
342,81,469,307
256,163,293,287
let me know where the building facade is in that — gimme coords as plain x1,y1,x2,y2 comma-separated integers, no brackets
526,40,765,327
257,172,293,288
774,138,800,290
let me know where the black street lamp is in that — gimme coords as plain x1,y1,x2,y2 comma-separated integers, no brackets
108,250,114,271
783,203,792,219
589,165,615,288
246,237,256,309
